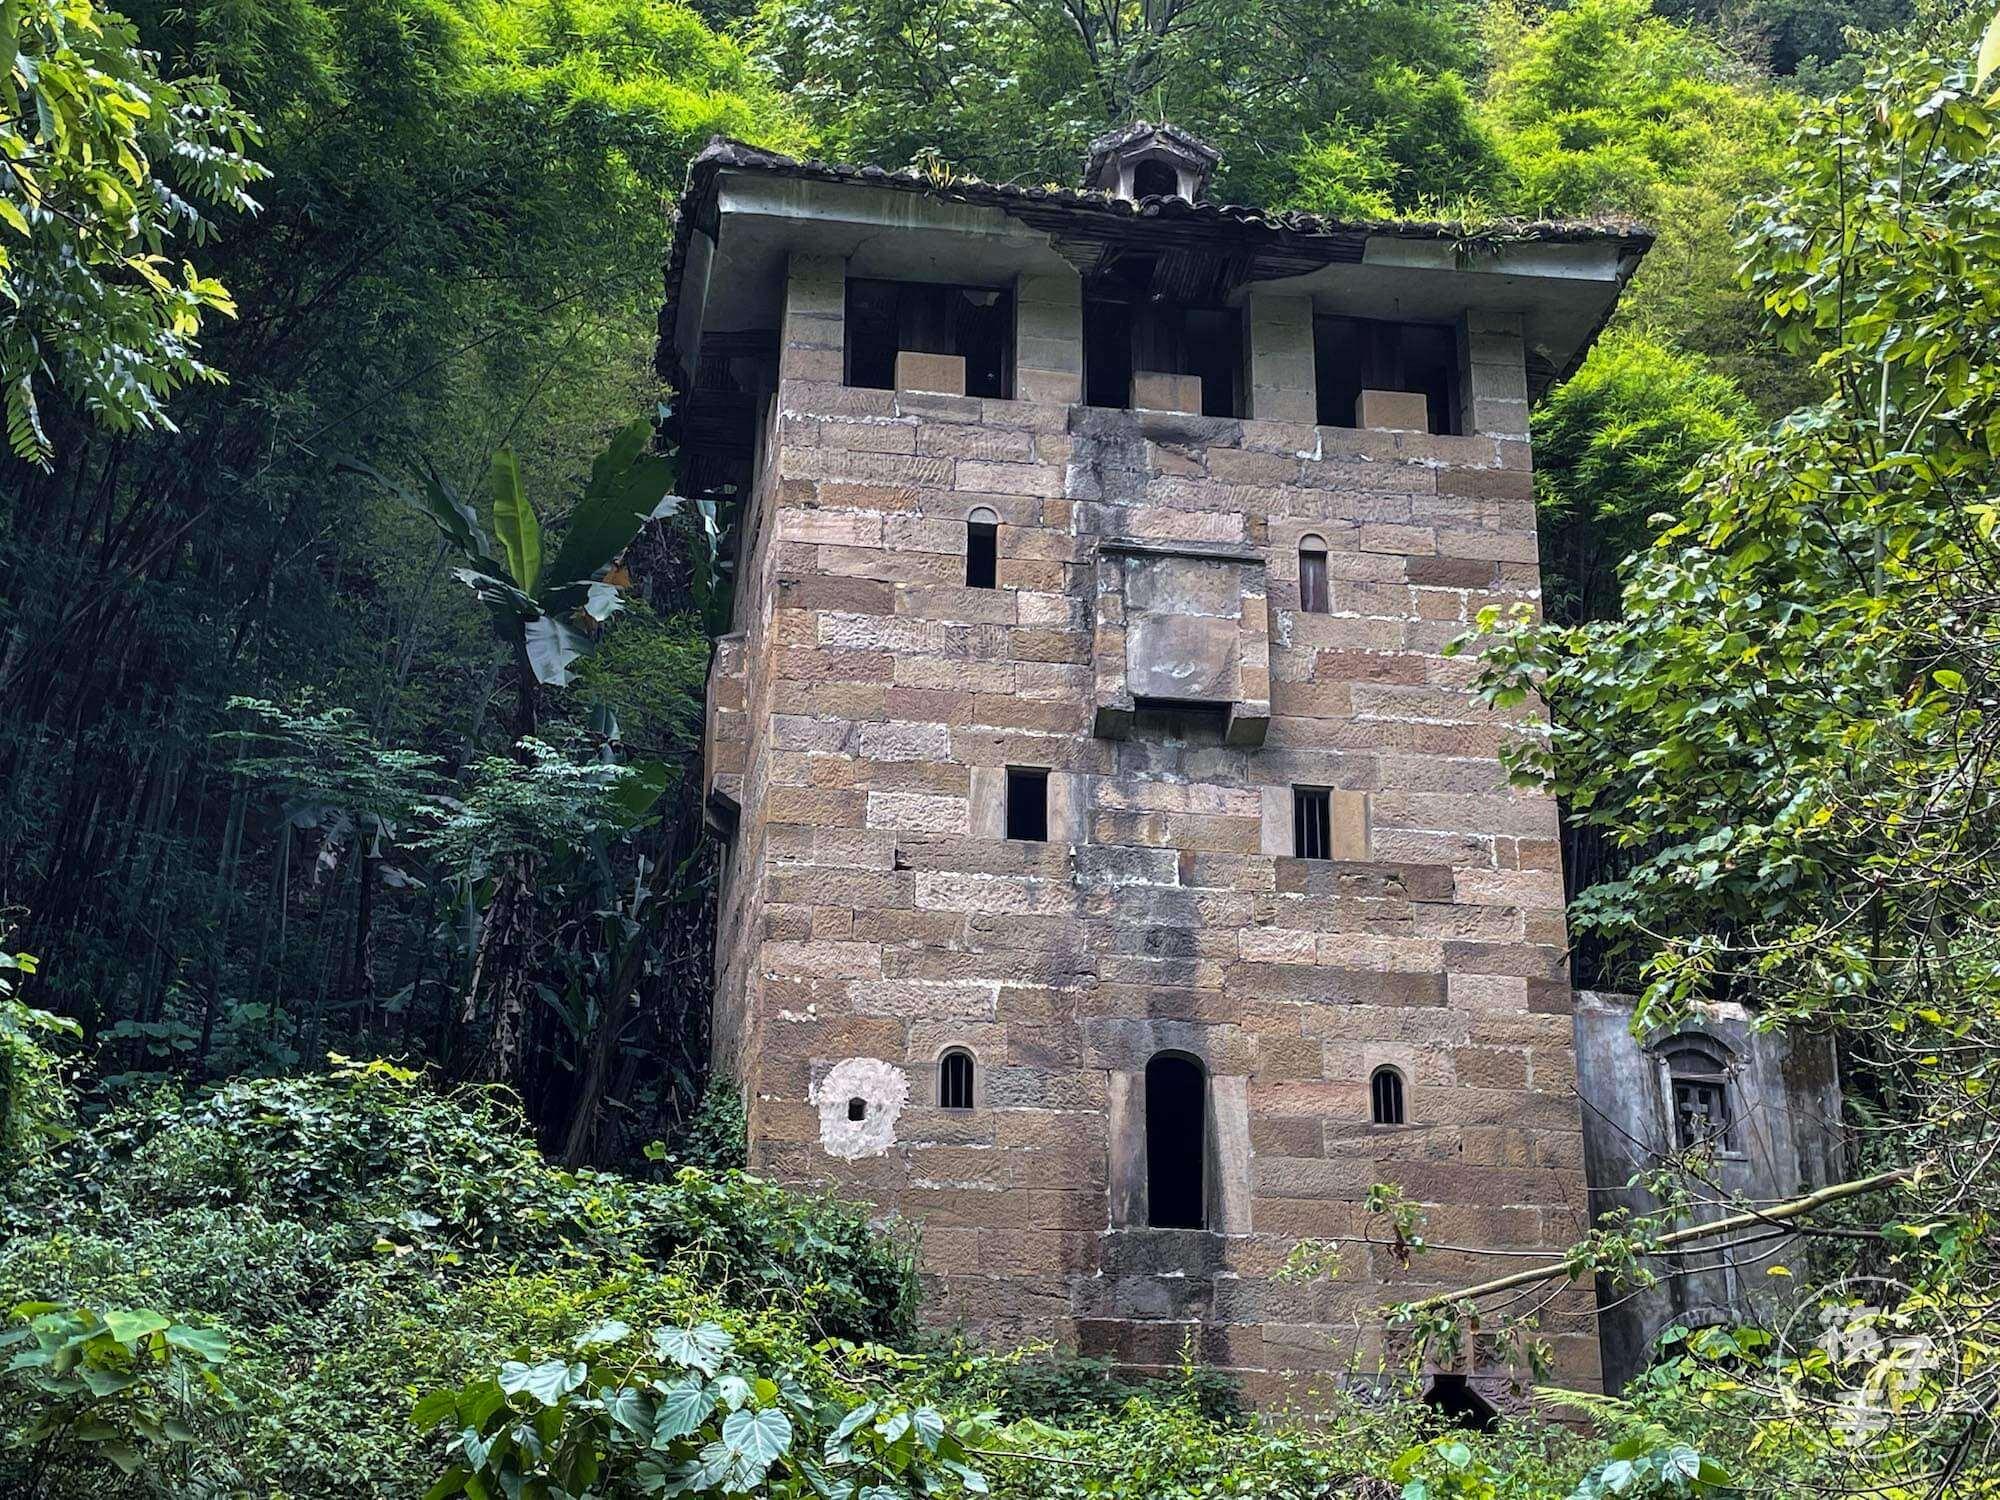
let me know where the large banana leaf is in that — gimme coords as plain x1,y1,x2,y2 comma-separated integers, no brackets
523,615,590,687
539,418,680,611
490,449,542,596
340,454,494,563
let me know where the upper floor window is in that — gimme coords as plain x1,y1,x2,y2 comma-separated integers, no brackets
1370,1066,1406,1126
939,1048,975,1110
1664,1042,1735,1153
846,279,1014,398
1315,315,1460,435
1083,294,1244,417
1006,766,1049,842
1145,1051,1207,1229
1299,535,1329,614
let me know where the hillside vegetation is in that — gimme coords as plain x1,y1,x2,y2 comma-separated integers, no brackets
5,0,2000,1492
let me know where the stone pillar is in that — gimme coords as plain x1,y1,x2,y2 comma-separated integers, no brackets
1457,308,1529,437
1247,291,1316,424
1015,270,1083,404
780,252,845,385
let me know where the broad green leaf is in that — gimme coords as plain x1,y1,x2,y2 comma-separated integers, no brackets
498,1358,586,1407
650,1322,734,1375
489,448,542,595
102,1309,169,1344
1980,6,2000,88
522,615,589,688
413,1389,460,1428
576,1319,632,1351
654,1373,712,1440
721,1405,793,1467
164,1324,230,1362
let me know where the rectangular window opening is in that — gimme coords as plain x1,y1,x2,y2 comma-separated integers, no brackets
1294,786,1332,861
845,279,1014,398
1300,549,1329,614
966,519,998,589
1314,315,1460,434
1083,293,1244,417
1006,767,1050,842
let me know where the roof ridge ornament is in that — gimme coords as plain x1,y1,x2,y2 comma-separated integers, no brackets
1083,121,1221,204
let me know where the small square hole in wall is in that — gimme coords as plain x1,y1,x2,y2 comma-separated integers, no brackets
1006,767,1049,842
1294,786,1331,860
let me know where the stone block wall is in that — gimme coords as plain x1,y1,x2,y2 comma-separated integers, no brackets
705,252,1598,1399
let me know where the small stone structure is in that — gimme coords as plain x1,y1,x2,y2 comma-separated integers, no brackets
1573,992,1844,1389
663,125,1654,1401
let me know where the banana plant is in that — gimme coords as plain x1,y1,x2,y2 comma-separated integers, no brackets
346,419,681,723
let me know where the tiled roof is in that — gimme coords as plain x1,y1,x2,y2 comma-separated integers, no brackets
657,136,1653,386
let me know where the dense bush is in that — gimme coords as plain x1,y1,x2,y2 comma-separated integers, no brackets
0,1061,918,1495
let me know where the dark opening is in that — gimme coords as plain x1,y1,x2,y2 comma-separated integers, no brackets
1314,315,1460,434
1300,544,1329,614
1132,158,1180,199
966,518,998,589
1424,1375,1498,1433
939,1048,975,1110
1082,293,1243,416
845,279,1014,397
1371,1067,1406,1126
846,1097,867,1122
1006,767,1049,842
1294,786,1332,861
1145,1052,1207,1229
1666,1046,1734,1152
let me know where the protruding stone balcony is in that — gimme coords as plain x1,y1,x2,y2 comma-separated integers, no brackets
1091,538,1270,746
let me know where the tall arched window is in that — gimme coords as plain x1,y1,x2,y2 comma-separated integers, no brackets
1299,534,1329,614
1370,1066,1406,1126
938,1048,975,1111
1663,1041,1734,1152
1145,1052,1207,1228
966,506,998,589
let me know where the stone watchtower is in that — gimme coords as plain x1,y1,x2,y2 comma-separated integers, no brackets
660,126,1650,1402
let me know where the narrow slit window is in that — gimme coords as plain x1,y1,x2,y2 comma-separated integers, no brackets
939,1048,975,1110
1145,1052,1207,1229
966,510,998,589
1294,787,1331,860
1006,767,1049,842
1299,538,1329,614
1371,1066,1406,1126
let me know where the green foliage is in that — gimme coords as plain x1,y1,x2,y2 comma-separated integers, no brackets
1286,125,1399,219
750,0,1485,207
0,1063,925,1494
1478,0,1802,412
0,953,78,1176
0,1302,238,1493
1448,23,2000,1490
666,1078,748,1172
421,1318,992,1497
0,0,266,463
1533,333,1755,626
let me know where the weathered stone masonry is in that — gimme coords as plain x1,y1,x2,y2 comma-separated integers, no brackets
669,131,1653,1401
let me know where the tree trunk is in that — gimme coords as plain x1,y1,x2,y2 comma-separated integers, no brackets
465,853,537,1084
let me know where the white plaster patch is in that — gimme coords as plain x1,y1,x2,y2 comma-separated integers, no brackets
812,1056,909,1160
